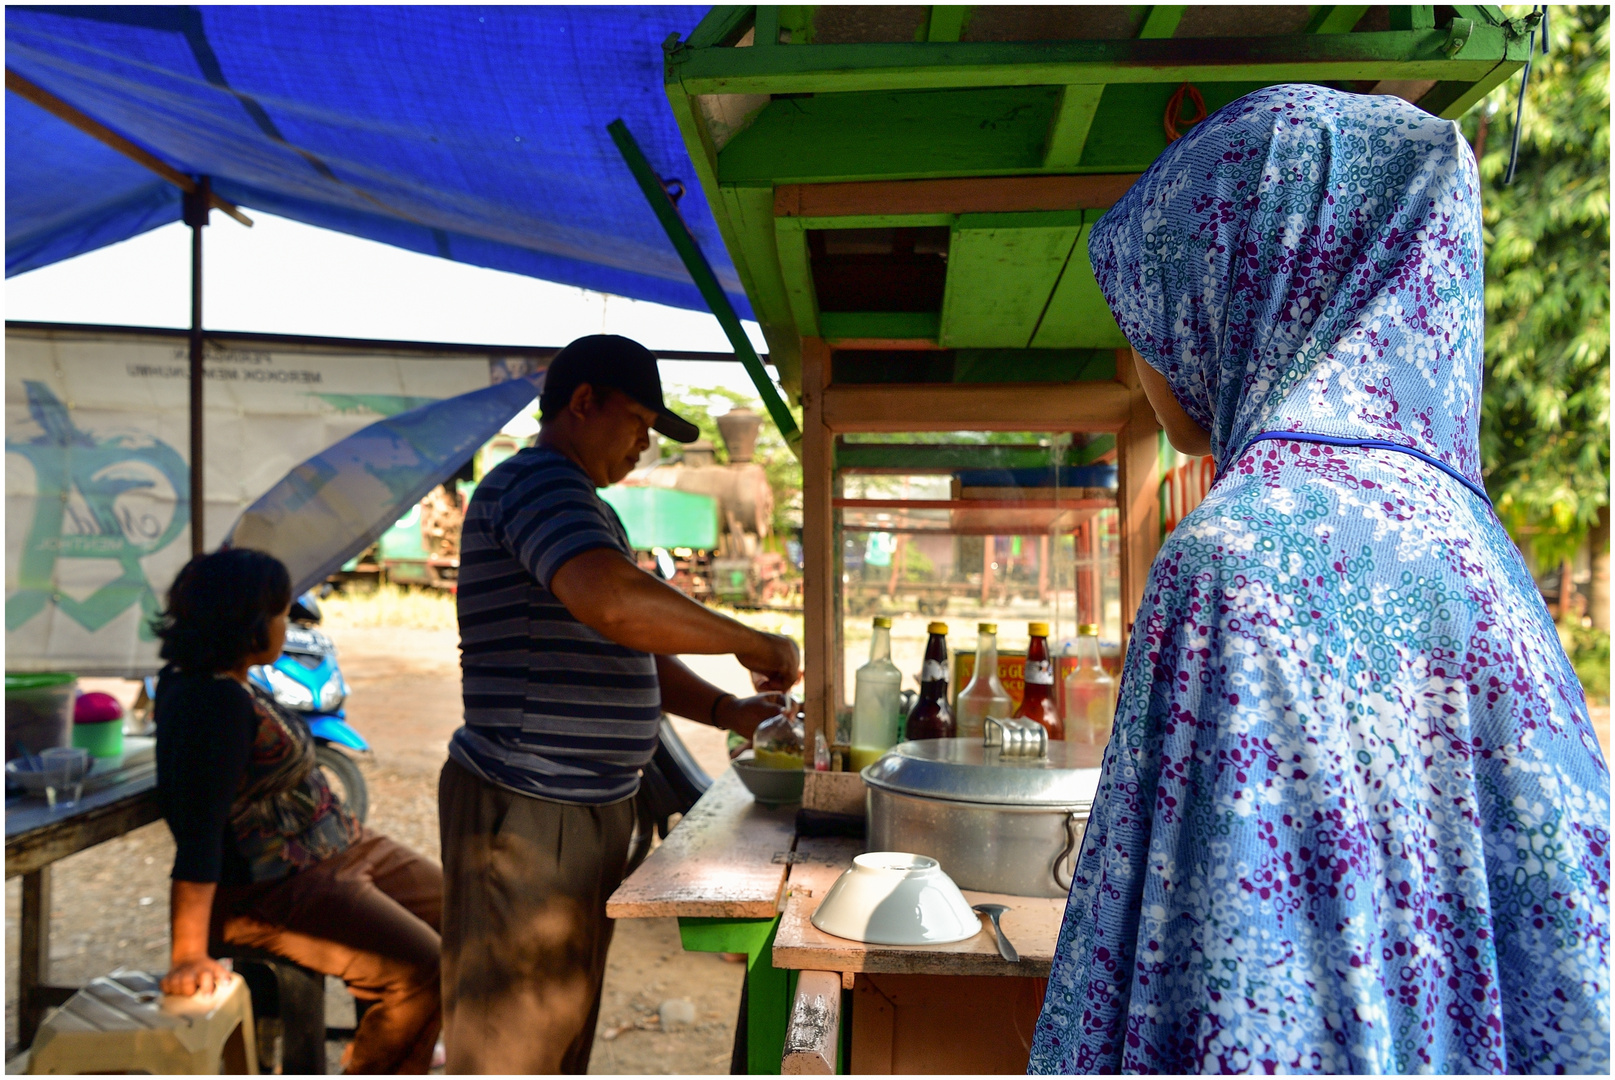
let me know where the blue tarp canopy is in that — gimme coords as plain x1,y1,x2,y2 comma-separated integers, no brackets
4,5,751,317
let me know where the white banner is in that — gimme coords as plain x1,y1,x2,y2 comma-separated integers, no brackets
5,325,510,675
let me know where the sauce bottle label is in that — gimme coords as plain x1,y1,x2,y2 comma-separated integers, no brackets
920,659,948,682
1024,660,1054,685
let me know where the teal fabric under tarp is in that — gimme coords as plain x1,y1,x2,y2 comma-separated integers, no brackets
4,6,751,317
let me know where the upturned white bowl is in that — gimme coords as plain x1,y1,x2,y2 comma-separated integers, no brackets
810,852,980,946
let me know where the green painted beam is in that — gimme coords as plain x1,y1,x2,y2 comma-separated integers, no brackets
940,211,1084,348
663,54,806,399
753,5,780,46
819,311,940,340
1389,6,1437,31
718,82,1266,183
719,87,1062,184
1138,5,1186,38
776,212,957,231
678,917,790,1075
609,119,801,445
773,218,820,336
836,439,1109,471
953,347,1116,382
1076,80,1268,170
1044,84,1106,169
1306,6,1370,34
720,183,797,333
670,29,1513,96
1032,221,1130,349
778,5,814,44
926,6,971,42
687,6,755,49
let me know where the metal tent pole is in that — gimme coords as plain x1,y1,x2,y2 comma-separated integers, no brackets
182,178,211,557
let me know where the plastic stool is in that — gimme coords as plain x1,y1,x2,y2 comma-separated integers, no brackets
214,945,328,1074
26,969,257,1074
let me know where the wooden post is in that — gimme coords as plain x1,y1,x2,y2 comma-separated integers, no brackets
980,539,994,604
1114,348,1161,648
800,337,836,757
781,969,841,1074
18,867,52,1049
183,178,211,557
1037,533,1050,601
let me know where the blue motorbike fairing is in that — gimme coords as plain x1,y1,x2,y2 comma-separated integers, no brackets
306,716,370,752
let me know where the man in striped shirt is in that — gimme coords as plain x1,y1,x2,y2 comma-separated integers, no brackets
439,335,799,1073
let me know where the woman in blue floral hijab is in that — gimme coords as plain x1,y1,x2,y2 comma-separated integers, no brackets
1030,85,1609,1074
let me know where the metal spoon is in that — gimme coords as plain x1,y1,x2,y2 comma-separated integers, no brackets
972,903,1018,963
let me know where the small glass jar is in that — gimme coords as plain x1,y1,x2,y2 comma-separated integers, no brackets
753,703,806,770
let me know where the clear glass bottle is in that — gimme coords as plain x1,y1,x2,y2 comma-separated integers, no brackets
850,616,903,770
955,622,1012,739
1063,623,1116,744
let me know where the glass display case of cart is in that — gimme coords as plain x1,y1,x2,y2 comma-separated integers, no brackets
833,430,1124,758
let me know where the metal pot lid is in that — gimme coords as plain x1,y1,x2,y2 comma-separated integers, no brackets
861,738,1103,808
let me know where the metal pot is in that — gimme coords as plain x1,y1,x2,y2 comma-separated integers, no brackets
862,736,1103,898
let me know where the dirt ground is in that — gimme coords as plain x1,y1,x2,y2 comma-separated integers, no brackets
6,622,1610,1072
6,626,755,1073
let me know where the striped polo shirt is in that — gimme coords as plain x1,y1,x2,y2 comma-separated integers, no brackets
448,446,661,804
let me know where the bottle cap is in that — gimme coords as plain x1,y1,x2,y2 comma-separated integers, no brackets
977,622,997,634
1028,621,1049,637
1077,623,1099,636
927,621,949,635
872,616,892,628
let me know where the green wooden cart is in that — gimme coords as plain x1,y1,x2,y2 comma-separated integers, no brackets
611,7,1537,1072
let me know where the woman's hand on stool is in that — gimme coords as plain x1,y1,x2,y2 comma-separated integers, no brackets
162,954,229,997
163,878,226,996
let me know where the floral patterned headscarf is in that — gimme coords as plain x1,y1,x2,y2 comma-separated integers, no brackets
1089,84,1484,486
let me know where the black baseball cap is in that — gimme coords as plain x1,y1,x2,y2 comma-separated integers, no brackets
539,335,699,443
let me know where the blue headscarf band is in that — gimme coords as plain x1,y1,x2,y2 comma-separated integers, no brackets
1233,430,1493,505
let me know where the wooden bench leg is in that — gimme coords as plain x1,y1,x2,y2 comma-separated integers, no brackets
782,970,840,1074
18,868,51,1050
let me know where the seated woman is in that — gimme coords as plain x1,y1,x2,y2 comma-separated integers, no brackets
154,548,442,1073
1030,85,1608,1073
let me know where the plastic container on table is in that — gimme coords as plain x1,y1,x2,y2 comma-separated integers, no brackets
5,672,77,763
72,691,126,760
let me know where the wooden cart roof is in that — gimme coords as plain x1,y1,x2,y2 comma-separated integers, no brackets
664,5,1533,399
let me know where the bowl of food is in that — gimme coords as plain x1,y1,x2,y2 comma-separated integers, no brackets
730,750,805,806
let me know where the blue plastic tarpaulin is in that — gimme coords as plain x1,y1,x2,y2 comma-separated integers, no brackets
4,5,750,317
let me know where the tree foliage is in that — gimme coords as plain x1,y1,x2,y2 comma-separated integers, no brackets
1464,5,1610,568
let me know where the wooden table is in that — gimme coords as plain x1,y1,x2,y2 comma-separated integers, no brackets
607,769,800,1074
5,748,162,1050
606,772,1067,1074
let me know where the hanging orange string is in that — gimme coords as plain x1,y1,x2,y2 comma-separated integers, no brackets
1164,82,1208,142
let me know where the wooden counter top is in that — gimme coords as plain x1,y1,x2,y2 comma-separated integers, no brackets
606,768,798,920
772,837,1065,979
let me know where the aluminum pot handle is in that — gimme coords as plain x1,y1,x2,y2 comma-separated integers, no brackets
1052,810,1083,892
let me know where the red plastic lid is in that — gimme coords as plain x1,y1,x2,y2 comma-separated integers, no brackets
74,691,124,725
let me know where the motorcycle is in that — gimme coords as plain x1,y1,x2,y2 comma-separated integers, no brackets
246,591,372,822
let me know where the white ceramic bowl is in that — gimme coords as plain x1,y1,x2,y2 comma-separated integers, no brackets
810,852,980,946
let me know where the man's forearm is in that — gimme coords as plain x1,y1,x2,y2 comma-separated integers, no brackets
655,655,729,724
555,550,759,656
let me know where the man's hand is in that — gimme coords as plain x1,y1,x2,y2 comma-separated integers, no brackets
716,692,792,741
737,632,800,693
161,955,229,997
